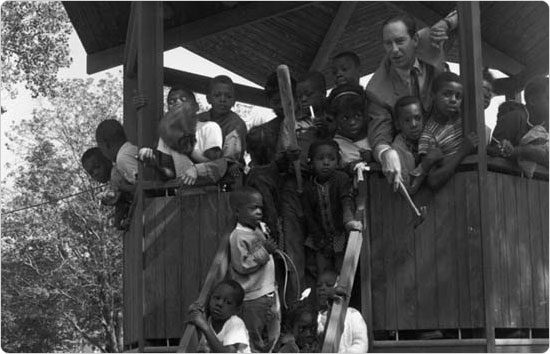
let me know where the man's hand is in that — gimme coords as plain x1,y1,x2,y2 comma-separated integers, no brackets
381,148,403,192
345,220,363,232
181,165,198,185
460,132,479,155
429,21,450,49
263,238,278,254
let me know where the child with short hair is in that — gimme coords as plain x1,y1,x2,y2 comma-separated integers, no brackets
301,140,362,275
95,119,139,186
391,96,432,194
276,303,319,353
489,75,549,176
327,84,372,174
229,187,280,353
81,147,132,229
187,279,251,353
332,51,361,87
139,86,226,185
417,72,478,190
198,75,248,166
316,269,368,353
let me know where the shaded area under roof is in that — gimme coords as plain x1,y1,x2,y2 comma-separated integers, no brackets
63,1,548,90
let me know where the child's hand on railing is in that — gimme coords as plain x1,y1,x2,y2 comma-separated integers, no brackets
180,165,198,185
345,220,362,232
138,147,155,164
187,301,208,330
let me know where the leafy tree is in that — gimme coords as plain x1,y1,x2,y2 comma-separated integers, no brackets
1,1,73,99
1,74,124,353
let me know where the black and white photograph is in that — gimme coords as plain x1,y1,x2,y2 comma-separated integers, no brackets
1,1,548,353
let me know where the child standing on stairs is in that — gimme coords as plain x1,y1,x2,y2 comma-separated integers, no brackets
229,187,281,353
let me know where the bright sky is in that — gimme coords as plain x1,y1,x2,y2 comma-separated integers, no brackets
1,24,507,186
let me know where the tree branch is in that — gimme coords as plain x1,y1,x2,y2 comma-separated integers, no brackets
62,313,107,353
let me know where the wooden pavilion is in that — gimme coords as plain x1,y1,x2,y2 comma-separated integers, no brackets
63,1,549,352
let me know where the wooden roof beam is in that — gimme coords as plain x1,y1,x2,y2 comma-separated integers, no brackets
387,1,525,76
309,2,357,72
163,67,267,108
87,2,312,74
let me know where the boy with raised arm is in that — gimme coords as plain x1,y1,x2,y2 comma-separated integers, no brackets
229,187,280,353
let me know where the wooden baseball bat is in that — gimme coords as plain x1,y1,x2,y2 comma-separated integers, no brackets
276,64,303,193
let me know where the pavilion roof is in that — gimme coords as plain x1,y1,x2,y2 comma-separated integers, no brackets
63,1,548,92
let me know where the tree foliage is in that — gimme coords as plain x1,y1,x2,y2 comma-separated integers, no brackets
1,74,124,353
1,1,73,98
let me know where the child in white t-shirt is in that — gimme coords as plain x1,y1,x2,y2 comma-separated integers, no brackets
139,86,225,185
188,279,251,353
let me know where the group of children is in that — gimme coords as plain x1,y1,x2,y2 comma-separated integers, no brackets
79,19,548,350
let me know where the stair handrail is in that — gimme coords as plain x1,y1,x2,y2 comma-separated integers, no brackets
321,166,367,353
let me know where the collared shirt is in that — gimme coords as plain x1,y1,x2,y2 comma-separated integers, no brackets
394,58,426,95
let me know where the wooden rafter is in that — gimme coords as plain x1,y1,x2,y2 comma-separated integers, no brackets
163,67,267,108
87,2,312,74
309,2,357,72
387,1,525,76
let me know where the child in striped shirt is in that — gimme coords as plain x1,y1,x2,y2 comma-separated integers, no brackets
417,72,478,190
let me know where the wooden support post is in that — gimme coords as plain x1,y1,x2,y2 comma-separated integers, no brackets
132,2,164,352
309,2,357,71
136,1,164,181
458,2,496,352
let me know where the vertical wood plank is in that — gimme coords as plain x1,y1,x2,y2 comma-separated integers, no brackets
414,185,438,329
383,178,397,330
464,172,484,328
456,172,472,328
515,177,533,327
395,184,417,330
487,173,504,327
434,176,458,328
179,194,202,331
529,180,547,327
370,176,386,330
143,198,167,340
538,180,549,327
164,196,185,339
505,175,522,327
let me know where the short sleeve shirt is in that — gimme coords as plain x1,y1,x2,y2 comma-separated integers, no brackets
196,315,251,353
418,117,463,157
192,121,223,163
115,142,139,184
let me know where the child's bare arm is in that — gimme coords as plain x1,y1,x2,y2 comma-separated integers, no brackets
427,132,478,190
510,143,549,167
203,147,222,161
